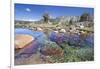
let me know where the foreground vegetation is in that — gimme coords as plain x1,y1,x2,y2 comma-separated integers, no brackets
40,41,94,63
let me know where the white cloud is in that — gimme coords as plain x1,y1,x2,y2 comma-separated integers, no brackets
26,8,31,12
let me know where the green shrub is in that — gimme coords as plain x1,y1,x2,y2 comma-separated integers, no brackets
50,43,94,62
76,47,94,61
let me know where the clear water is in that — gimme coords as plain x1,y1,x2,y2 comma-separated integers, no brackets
15,28,94,59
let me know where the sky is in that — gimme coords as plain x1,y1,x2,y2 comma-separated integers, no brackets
15,3,94,21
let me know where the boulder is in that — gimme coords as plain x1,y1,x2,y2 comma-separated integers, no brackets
15,34,35,49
